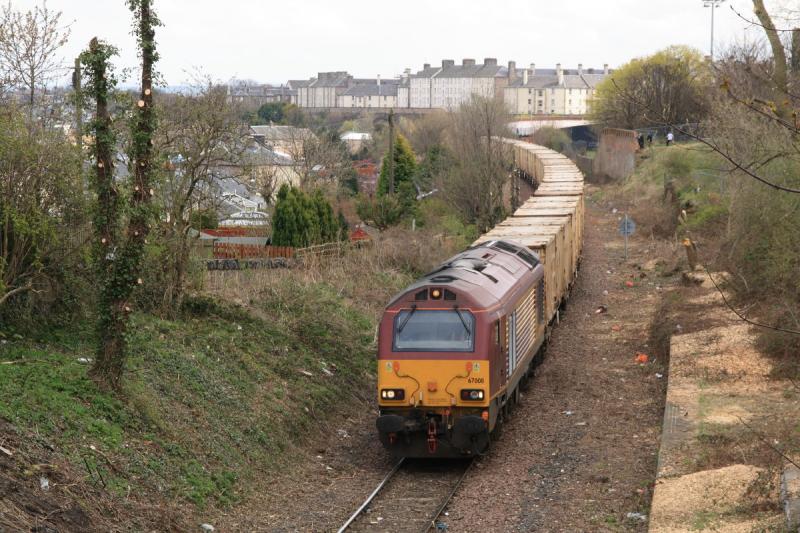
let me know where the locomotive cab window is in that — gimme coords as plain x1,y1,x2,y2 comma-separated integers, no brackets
393,309,475,352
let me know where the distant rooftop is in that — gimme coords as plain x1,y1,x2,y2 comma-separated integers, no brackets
342,82,398,97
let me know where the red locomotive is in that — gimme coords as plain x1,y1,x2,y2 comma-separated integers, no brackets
376,240,547,457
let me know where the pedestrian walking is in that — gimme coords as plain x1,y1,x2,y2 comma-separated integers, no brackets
646,132,653,146
666,131,674,146
637,133,645,149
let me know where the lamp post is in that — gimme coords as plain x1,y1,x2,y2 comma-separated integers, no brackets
703,0,726,59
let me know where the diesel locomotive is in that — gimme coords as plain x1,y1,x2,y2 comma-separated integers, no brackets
375,139,585,458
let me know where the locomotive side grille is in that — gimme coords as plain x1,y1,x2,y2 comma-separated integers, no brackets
515,287,537,361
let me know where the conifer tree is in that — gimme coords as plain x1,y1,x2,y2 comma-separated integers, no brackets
377,133,417,197
272,185,339,247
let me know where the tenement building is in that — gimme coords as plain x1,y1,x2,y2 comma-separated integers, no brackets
503,63,609,115
291,61,610,115
337,77,399,108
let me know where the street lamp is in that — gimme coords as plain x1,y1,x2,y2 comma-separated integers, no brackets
703,0,726,60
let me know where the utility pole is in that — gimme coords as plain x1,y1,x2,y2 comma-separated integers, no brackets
387,109,395,195
703,0,726,60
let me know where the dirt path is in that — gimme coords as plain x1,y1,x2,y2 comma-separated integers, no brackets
444,191,672,532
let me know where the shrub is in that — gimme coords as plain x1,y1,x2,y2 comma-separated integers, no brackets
533,126,571,153
272,184,340,247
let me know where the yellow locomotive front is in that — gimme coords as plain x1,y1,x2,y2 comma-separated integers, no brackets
375,243,542,458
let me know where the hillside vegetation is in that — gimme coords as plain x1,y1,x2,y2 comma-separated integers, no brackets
0,217,471,529
1,282,373,525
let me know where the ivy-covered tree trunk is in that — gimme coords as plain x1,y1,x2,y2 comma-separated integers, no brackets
90,0,159,390
82,38,123,388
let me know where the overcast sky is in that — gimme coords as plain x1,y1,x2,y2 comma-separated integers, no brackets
11,0,770,86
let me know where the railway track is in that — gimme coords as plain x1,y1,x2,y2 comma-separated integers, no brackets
338,458,473,533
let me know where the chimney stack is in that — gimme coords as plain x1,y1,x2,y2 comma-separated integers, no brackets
463,58,475,66
604,63,609,75
556,63,564,85
376,74,381,86
578,63,583,75
442,59,455,68
484,57,497,66
508,60,517,80
523,69,528,85
424,63,430,70
530,63,536,76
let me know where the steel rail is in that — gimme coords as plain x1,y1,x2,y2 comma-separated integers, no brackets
337,457,405,533
419,459,474,533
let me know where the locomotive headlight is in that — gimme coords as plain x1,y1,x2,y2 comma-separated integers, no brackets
460,389,485,401
381,389,405,401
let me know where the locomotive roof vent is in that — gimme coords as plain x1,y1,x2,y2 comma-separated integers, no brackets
450,258,488,272
430,275,456,283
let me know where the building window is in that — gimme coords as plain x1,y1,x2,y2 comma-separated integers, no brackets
528,89,532,94
528,99,531,104
538,90,543,96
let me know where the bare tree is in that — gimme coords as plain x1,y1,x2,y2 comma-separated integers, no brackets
284,127,351,190
0,1,70,108
156,82,249,310
444,95,512,232
251,161,280,206
400,110,451,157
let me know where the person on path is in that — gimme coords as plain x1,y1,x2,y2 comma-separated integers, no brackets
666,131,674,146
637,133,645,149
647,132,653,146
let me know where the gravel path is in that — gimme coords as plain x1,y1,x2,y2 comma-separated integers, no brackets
443,194,670,532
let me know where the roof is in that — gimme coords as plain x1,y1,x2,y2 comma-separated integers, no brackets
249,125,314,142
309,71,352,88
435,63,508,79
341,83,398,97
227,84,295,97
387,240,542,309
507,72,609,90
341,131,372,141
411,66,442,79
243,143,294,165
287,79,311,89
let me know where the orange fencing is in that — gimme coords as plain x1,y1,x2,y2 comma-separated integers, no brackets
213,243,294,259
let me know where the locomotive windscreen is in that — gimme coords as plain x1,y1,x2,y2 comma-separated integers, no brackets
392,309,475,352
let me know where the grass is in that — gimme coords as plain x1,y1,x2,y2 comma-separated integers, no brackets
609,143,728,238
0,279,377,511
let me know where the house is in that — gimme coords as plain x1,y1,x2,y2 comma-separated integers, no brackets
226,81,296,106
286,80,311,106
249,124,315,155
353,159,379,196
409,63,442,109
297,71,353,108
337,77,399,108
430,58,511,109
341,131,372,154
504,64,609,116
